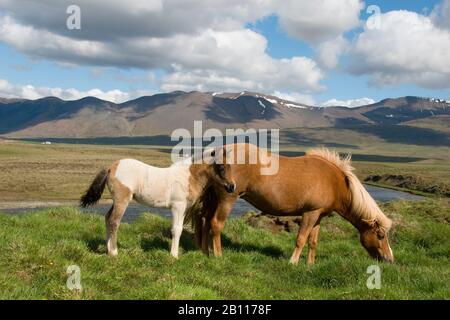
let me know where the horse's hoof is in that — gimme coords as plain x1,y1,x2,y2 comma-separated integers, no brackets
289,258,299,265
108,249,118,257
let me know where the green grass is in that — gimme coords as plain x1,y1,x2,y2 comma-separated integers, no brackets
0,200,448,300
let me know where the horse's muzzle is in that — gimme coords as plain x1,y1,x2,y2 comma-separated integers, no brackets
225,183,236,193
378,254,394,263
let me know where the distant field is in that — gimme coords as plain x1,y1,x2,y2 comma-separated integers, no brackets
0,133,449,202
0,140,171,202
280,127,450,197
0,200,448,299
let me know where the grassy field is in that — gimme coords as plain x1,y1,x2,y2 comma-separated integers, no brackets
0,200,448,299
0,137,449,300
0,140,172,202
0,136,449,202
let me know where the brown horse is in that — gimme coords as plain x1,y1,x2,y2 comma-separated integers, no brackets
191,143,394,265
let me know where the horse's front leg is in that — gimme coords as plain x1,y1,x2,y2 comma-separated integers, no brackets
289,209,323,265
170,201,187,258
210,196,236,257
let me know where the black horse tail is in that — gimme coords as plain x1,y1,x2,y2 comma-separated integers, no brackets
80,169,109,208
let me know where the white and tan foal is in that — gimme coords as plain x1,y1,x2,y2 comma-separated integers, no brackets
80,149,235,258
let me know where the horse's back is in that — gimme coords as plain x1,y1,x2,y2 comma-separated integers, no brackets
294,155,350,211
112,159,190,208
113,159,150,191
246,155,350,214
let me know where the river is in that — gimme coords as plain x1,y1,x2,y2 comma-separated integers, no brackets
1,184,423,223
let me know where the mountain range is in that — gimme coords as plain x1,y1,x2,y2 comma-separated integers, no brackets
0,91,449,139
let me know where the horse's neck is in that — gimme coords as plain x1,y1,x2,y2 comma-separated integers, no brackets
336,209,365,233
188,163,210,187
236,163,267,189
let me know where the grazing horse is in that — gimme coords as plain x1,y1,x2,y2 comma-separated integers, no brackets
191,143,394,265
80,148,236,258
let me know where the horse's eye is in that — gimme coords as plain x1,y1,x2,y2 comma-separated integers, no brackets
377,232,385,240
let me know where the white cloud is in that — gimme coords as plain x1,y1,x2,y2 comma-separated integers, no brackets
321,97,375,108
316,36,349,68
0,0,273,39
275,0,364,43
0,79,153,103
5,0,449,94
160,53,324,94
348,10,450,89
0,3,325,94
0,0,367,93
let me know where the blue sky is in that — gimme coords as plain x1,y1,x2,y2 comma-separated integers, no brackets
0,0,449,106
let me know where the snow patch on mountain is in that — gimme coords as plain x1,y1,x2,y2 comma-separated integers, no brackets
258,100,267,115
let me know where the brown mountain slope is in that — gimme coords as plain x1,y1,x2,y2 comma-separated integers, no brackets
0,92,448,138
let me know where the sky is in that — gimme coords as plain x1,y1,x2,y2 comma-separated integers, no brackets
0,0,449,107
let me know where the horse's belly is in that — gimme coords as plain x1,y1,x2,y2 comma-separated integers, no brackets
134,193,170,208
133,181,171,208
242,196,301,216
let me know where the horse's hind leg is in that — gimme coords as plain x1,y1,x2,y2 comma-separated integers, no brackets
170,201,187,258
307,224,321,265
106,189,132,256
105,205,113,250
290,209,323,265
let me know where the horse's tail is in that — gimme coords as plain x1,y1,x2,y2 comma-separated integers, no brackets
306,148,392,231
183,200,204,248
80,169,109,208
184,184,218,248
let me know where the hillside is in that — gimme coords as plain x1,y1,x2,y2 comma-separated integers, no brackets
0,92,449,139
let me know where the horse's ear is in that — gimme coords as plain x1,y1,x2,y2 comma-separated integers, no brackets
202,147,216,164
362,218,377,229
374,219,380,229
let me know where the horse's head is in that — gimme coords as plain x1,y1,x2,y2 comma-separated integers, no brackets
204,146,236,194
359,219,394,263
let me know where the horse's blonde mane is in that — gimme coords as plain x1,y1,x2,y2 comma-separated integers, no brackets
306,148,392,231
